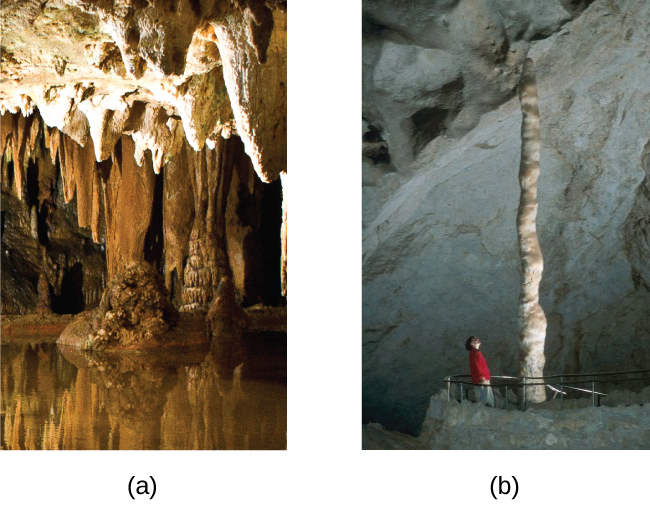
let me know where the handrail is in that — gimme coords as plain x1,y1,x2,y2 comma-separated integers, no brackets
443,369,650,411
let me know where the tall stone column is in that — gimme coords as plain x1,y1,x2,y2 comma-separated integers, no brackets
517,58,547,404
181,138,234,312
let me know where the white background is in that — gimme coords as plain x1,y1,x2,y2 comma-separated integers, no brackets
1,1,645,507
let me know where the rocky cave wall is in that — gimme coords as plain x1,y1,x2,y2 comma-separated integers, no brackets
362,0,650,435
1,0,287,315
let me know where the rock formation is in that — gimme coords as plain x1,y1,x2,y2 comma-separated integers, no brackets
516,58,547,403
363,0,650,435
58,261,180,350
363,390,650,449
1,1,287,318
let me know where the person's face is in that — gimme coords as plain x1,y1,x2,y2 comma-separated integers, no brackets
472,338,481,350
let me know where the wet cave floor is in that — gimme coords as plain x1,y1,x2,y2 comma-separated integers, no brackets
0,316,287,450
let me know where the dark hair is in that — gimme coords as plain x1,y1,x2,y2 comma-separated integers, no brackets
465,336,477,351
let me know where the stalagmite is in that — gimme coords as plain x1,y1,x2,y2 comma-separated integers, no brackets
517,58,547,404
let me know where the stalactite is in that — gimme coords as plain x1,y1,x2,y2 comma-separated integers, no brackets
210,7,286,184
60,134,77,203
1,113,13,157
517,58,547,404
72,136,96,229
37,144,57,203
47,127,61,166
103,136,155,279
11,113,31,200
28,116,40,153
91,152,102,243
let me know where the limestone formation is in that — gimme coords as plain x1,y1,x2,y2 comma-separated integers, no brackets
363,0,650,435
516,58,547,403
0,0,286,183
58,261,179,350
1,1,288,318
103,135,156,280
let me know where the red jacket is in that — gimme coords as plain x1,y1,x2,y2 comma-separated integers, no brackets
469,350,490,384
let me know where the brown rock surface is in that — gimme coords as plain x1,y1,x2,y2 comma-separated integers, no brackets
58,262,179,350
103,135,155,279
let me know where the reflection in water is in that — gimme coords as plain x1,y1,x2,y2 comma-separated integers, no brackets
1,341,286,450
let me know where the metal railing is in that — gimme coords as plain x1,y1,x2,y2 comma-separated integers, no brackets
443,369,650,411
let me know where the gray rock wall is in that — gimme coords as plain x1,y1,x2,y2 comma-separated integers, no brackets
362,0,650,435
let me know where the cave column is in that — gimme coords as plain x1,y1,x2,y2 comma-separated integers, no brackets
181,137,235,312
517,58,547,404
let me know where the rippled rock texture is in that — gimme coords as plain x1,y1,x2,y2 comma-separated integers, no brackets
363,0,650,435
1,0,287,318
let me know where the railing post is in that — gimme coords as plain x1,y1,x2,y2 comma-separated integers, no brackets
447,379,450,402
522,381,526,411
560,377,564,411
459,382,464,403
592,381,596,407
505,385,509,411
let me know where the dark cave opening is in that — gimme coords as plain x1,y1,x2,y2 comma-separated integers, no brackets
6,159,14,190
53,262,85,314
144,170,164,271
242,177,283,308
411,106,459,155
26,158,39,210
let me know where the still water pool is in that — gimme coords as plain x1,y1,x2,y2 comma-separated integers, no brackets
1,340,286,450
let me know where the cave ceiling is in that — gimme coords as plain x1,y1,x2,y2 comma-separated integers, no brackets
0,0,287,182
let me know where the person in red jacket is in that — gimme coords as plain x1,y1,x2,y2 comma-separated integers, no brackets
466,336,494,406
